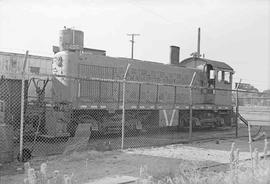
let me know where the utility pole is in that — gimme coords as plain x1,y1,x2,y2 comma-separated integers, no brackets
127,33,140,59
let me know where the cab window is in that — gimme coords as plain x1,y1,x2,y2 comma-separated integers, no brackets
217,71,222,82
224,72,231,84
210,70,215,79
222,71,225,81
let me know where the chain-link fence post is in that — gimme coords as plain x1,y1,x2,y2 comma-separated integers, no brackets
235,79,242,138
121,64,131,150
188,72,197,142
236,88,239,138
19,50,29,161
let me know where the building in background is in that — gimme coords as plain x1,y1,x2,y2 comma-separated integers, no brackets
0,51,52,133
0,51,52,77
235,82,270,106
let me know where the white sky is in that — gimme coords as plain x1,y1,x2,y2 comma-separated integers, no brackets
0,0,269,91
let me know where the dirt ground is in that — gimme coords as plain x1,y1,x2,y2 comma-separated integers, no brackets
1,136,268,184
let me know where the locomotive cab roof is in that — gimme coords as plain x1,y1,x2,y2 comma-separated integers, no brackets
180,57,234,73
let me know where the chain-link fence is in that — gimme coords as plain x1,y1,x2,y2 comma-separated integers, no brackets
232,88,270,140
1,71,270,162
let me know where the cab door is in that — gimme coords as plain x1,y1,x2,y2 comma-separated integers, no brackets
204,64,216,104
215,70,233,105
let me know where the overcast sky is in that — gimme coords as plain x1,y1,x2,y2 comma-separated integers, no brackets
0,0,269,91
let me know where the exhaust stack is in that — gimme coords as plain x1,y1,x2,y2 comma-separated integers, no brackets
170,46,180,65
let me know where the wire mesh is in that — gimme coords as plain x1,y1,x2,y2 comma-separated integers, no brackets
0,72,269,162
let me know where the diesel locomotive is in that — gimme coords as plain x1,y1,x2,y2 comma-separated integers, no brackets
51,27,234,137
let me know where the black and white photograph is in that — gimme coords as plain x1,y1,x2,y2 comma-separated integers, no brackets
0,0,269,183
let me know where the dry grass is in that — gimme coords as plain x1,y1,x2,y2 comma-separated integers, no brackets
135,139,270,184
23,139,270,184
135,160,270,184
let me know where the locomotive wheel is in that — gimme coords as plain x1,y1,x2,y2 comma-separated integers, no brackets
78,115,100,138
216,117,225,127
192,118,200,128
182,118,189,128
181,117,200,128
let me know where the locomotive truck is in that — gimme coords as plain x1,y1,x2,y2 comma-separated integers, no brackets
51,27,234,137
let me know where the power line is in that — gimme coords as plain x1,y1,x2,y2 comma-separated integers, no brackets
126,0,175,24
127,33,140,59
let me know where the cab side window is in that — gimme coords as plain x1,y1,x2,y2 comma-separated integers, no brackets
217,71,232,84
209,70,215,79
217,71,222,82
222,71,225,81
224,72,231,84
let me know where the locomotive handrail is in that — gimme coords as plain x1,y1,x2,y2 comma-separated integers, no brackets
0,72,265,94
237,113,248,126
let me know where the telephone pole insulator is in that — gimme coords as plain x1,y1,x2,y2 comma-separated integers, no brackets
127,33,140,59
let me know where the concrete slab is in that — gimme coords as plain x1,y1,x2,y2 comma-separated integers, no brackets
85,175,138,184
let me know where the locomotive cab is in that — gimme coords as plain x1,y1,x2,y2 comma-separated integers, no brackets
179,57,234,127
180,57,234,106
